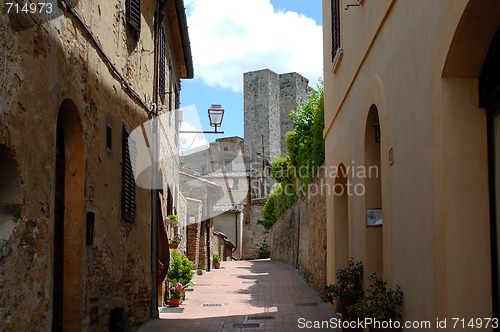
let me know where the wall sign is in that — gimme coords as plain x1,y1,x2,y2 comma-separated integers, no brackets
366,208,382,226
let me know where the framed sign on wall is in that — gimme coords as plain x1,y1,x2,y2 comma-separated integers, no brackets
366,208,382,226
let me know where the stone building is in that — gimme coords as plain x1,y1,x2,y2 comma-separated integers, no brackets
323,0,499,325
180,137,245,260
243,69,309,259
0,0,192,330
243,69,310,199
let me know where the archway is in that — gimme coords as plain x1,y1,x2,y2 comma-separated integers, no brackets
0,145,23,257
364,105,383,278
334,163,349,270
481,26,500,318
53,99,85,331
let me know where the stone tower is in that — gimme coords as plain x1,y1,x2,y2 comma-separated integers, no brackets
243,69,309,198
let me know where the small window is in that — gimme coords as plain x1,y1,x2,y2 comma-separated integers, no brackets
126,0,141,34
106,124,112,151
121,126,136,222
331,0,341,62
232,179,239,190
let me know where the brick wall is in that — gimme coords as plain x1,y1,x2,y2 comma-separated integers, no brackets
270,169,327,296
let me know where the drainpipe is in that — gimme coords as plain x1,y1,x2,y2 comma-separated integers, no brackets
150,0,166,319
206,219,211,272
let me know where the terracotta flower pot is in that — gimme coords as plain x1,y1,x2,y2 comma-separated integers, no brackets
169,243,178,249
213,262,221,269
339,300,362,332
169,298,180,307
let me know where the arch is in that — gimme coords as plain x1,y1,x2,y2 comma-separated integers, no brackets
334,163,349,271
442,0,500,78
363,104,383,279
53,98,85,331
0,145,23,259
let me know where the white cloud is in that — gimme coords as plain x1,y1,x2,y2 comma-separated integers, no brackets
185,0,323,92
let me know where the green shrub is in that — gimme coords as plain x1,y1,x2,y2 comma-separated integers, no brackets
168,250,194,287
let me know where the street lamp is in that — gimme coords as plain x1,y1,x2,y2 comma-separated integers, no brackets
208,104,224,133
180,104,225,134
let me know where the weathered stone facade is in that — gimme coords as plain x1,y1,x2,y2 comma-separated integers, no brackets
243,69,309,260
0,0,192,330
243,69,309,199
270,169,327,297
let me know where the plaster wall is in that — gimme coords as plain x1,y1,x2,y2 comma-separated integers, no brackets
323,0,495,325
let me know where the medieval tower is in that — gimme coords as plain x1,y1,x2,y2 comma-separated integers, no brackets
242,69,309,259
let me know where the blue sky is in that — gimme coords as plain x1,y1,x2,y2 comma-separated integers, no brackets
179,0,323,148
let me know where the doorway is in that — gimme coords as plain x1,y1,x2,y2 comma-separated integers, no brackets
482,26,500,318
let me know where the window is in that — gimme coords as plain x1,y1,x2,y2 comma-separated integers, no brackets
232,179,239,190
121,126,136,222
159,27,166,104
331,0,341,62
126,0,141,34
106,124,112,151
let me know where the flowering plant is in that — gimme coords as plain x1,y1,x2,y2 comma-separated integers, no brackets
169,282,184,299
169,235,181,245
322,259,364,304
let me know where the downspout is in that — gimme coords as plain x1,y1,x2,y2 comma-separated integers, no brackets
151,0,166,319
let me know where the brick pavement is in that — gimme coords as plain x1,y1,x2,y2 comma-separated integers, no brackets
136,259,341,332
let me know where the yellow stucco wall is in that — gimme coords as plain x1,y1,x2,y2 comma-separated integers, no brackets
323,0,498,327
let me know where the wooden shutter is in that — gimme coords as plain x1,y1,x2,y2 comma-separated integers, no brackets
159,27,166,104
126,0,141,34
331,0,341,62
122,126,136,222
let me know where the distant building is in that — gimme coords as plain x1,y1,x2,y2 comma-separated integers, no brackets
180,137,246,259
242,69,309,259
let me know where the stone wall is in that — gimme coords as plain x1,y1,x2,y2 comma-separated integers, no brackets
242,201,271,259
0,0,191,330
271,170,327,296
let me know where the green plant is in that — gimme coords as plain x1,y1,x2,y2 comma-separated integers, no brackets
212,254,221,263
168,250,194,287
168,214,179,222
259,242,271,259
169,282,184,299
322,259,364,304
349,273,404,321
169,235,181,245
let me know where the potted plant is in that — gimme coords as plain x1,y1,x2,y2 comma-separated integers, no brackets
168,250,195,296
168,282,184,307
169,235,181,249
212,254,221,269
168,214,179,223
322,259,364,331
349,273,404,332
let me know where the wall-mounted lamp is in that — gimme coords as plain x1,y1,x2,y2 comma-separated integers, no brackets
179,104,225,134
372,123,380,143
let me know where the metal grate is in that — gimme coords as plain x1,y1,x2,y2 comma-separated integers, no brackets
248,315,275,320
295,302,319,307
201,303,223,307
159,307,185,313
233,323,260,328
241,281,259,284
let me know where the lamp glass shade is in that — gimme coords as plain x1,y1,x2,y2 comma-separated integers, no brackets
208,104,224,127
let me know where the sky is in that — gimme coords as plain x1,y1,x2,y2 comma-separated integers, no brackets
179,0,323,149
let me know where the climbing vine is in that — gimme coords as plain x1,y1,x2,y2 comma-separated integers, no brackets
262,80,325,227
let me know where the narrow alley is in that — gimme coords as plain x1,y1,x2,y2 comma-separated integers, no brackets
138,259,340,332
